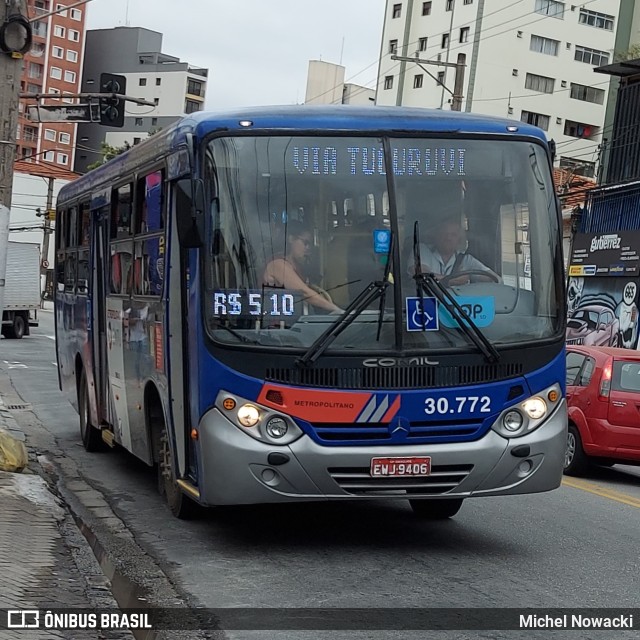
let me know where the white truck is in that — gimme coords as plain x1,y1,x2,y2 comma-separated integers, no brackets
2,241,40,339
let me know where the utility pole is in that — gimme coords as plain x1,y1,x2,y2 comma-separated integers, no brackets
0,0,31,326
392,54,466,111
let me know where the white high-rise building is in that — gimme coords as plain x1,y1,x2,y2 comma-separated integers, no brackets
376,0,640,177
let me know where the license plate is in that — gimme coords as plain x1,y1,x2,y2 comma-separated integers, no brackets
370,456,432,477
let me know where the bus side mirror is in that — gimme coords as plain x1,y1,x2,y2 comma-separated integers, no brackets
175,178,204,248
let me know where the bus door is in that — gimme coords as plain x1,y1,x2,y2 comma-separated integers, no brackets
91,198,112,426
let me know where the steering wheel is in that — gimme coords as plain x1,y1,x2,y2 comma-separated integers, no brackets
439,270,501,286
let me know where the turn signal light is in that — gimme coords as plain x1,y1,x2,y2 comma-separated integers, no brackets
547,389,559,403
222,397,236,411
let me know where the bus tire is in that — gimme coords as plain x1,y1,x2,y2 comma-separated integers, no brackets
409,498,463,519
563,423,590,476
78,371,105,452
158,427,196,519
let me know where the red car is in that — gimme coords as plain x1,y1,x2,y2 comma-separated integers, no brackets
565,345,640,475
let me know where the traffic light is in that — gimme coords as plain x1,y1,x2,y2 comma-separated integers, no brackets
99,72,127,128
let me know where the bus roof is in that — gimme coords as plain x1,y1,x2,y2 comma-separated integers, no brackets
58,105,549,204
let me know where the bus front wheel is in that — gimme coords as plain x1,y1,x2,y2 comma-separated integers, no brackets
409,498,463,519
158,428,195,519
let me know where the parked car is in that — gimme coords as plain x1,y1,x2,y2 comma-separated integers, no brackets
565,345,640,475
566,304,619,347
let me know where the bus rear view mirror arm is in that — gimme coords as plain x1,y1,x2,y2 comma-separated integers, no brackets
176,178,205,248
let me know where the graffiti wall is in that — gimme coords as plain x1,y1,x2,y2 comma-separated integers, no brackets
567,277,639,349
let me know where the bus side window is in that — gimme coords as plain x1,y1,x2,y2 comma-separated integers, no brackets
135,171,164,234
67,206,78,248
112,183,133,240
79,202,90,247
110,244,133,295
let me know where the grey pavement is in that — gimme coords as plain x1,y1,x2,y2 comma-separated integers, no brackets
0,378,133,640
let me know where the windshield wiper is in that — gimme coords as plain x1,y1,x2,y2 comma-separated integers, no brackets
297,233,395,367
412,222,500,364
212,322,261,345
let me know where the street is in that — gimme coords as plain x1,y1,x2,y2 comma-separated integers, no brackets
2,310,640,640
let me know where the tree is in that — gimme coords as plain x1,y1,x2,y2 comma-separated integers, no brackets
613,43,640,62
86,141,131,171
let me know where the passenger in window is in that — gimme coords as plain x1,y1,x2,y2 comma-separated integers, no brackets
263,220,342,313
409,217,500,285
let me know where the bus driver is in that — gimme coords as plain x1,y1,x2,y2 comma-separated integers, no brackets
263,221,342,313
409,217,500,286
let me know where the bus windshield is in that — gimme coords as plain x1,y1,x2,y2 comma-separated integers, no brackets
203,135,561,353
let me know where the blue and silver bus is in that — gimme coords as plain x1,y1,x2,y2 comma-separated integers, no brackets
55,106,567,519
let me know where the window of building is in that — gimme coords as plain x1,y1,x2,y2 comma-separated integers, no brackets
530,34,559,56
446,0,453,10
32,42,46,56
139,77,147,86
574,45,609,66
55,4,67,16
521,110,550,131
57,152,69,165
49,87,60,95
187,79,203,96
422,1,431,15
534,0,564,19
23,126,37,140
559,156,595,178
26,83,40,94
564,119,597,139
413,74,424,88
44,129,56,141
32,20,47,37
43,150,55,162
459,27,470,43
68,29,80,42
436,71,445,85
63,92,74,103
154,97,159,105
70,8,82,19
418,37,427,51
50,66,62,80
52,46,63,58
64,70,76,83
569,83,605,104
463,0,473,4
54,25,65,38
156,77,161,86
524,73,555,93
66,49,78,63
28,62,43,78
392,3,401,18
59,132,71,144
389,39,398,54
441,33,449,48
151,117,158,126
579,8,614,30
185,99,201,114
383,75,394,90
135,118,143,126
22,148,33,160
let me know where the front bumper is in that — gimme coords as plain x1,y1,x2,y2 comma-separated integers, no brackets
196,401,567,506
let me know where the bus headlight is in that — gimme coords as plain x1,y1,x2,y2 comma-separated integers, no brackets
503,410,524,432
216,391,303,445
523,397,547,420
238,404,261,427
492,383,561,438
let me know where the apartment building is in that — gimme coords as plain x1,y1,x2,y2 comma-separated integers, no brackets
376,0,640,176
75,27,208,173
17,0,87,170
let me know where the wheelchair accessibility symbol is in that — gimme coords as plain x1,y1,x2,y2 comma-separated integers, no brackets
406,297,439,332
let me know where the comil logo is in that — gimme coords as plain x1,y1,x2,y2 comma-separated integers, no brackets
590,234,621,252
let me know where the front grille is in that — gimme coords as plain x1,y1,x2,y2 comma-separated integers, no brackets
312,420,484,443
328,464,473,496
266,363,522,389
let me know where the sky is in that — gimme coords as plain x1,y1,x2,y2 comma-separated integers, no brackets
86,0,387,109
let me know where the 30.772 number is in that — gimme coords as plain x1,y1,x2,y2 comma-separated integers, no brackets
424,396,491,415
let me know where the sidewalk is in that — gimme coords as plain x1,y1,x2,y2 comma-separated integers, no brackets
0,402,132,639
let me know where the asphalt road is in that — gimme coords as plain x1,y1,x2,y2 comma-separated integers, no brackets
2,310,640,640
